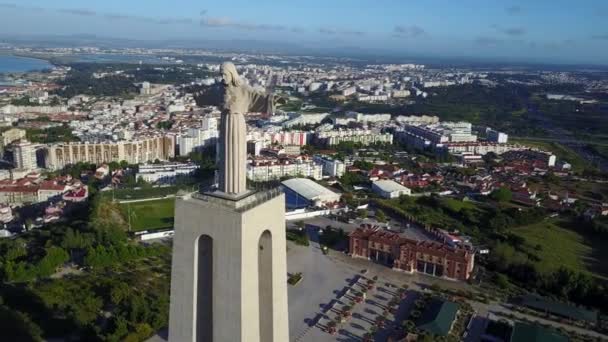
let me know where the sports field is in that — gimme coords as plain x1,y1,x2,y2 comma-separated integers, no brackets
120,198,175,232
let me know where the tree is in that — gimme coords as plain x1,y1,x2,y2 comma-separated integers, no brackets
490,187,513,203
376,209,387,223
50,96,61,106
0,304,44,342
110,283,132,305
482,151,499,164
494,273,510,289
357,209,368,218
547,170,563,183
353,160,375,171
36,246,69,277
341,192,359,208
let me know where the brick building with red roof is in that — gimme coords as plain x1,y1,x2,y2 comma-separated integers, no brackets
349,225,475,281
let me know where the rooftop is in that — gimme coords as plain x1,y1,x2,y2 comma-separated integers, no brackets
417,298,459,336
372,179,411,193
509,322,568,342
281,178,339,201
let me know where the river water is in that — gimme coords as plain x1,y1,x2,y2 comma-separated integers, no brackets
0,55,54,74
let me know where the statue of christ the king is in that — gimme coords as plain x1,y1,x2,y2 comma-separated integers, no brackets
218,62,285,195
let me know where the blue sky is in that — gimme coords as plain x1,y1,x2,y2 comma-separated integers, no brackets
1,0,607,65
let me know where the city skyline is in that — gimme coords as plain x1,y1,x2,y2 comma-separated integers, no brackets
1,0,608,65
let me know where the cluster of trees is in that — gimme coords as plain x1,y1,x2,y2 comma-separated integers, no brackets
0,196,146,284
55,63,215,99
156,120,174,130
129,65,212,85
54,65,138,98
319,227,347,248
340,172,369,191
353,160,375,171
25,124,77,143
0,181,173,341
0,297,44,341
286,227,309,247
0,242,69,283
577,215,608,237
590,216,608,234
490,187,513,203
10,96,39,106
188,147,217,182
84,244,166,268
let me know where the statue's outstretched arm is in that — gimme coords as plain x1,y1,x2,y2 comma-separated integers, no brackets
246,87,273,114
246,88,286,114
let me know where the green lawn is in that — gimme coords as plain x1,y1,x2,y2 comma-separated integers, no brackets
120,198,175,232
440,198,477,212
510,219,593,275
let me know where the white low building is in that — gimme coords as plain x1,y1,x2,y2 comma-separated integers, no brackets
137,163,199,184
372,180,411,199
282,178,341,207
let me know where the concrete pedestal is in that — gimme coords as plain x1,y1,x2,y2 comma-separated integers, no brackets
168,189,289,342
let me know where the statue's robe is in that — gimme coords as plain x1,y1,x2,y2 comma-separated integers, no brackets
218,84,275,195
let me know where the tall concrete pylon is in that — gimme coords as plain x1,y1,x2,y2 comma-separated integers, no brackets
168,61,289,342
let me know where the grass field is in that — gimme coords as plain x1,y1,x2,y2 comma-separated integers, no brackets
120,198,175,232
510,219,608,279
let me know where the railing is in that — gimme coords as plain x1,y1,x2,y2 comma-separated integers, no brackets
191,186,284,213
235,187,283,213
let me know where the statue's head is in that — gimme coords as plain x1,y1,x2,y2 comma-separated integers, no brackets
221,62,241,87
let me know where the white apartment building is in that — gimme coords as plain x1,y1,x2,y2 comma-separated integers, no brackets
346,112,392,124
358,95,389,102
309,82,322,92
342,86,357,97
178,127,218,156
202,116,218,131
392,90,411,98
45,136,175,170
313,156,345,177
0,204,13,223
263,131,309,146
442,143,523,156
247,159,323,182
316,129,393,146
282,113,329,128
178,117,219,156
395,115,439,125
400,122,477,147
487,129,509,144
0,128,26,153
13,140,37,171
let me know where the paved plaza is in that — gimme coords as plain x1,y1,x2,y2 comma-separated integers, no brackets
286,226,455,342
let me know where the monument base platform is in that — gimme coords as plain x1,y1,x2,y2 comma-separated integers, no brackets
168,188,289,342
